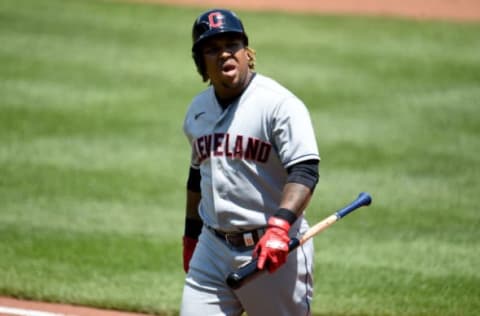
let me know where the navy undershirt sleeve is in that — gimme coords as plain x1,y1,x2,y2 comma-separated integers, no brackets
187,167,201,192
286,159,319,192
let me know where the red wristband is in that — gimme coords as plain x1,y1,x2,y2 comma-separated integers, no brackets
183,235,198,273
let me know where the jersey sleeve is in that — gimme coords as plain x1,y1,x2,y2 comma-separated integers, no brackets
183,105,201,170
271,96,320,168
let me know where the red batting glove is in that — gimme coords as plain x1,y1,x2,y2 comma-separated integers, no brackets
183,236,198,273
254,217,291,273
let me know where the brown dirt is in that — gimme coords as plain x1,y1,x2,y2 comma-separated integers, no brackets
0,297,155,316
140,0,480,22
2,1,477,316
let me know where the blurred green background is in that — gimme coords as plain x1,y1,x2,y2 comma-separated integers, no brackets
0,0,479,315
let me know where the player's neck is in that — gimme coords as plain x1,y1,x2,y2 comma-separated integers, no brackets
215,72,256,109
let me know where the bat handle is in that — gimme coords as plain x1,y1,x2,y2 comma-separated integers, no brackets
225,238,300,290
288,237,300,250
226,257,260,290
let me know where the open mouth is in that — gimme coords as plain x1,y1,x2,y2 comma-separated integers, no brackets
221,61,237,74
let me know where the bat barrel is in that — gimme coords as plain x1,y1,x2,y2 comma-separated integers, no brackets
336,192,371,219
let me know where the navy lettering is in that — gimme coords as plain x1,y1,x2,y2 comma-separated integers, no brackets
257,142,271,163
196,136,207,162
213,133,224,156
233,135,243,158
244,137,259,160
224,133,233,158
204,134,212,156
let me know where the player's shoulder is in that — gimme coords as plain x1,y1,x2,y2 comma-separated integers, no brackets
185,86,213,115
250,73,306,111
191,86,213,107
183,86,214,135
252,73,296,99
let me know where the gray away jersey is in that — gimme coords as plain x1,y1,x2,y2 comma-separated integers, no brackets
183,74,320,231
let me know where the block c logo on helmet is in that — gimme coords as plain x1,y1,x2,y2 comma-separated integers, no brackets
208,12,224,28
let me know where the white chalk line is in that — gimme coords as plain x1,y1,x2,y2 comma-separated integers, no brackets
0,306,66,316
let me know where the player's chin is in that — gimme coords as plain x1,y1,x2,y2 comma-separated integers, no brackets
220,73,241,87
220,68,239,81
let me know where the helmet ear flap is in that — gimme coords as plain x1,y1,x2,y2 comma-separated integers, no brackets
192,50,208,82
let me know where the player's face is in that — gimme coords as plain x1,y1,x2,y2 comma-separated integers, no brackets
201,34,252,99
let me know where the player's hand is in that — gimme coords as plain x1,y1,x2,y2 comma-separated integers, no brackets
254,217,291,273
183,236,198,273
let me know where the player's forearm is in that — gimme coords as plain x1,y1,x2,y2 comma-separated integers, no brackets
186,189,202,220
185,166,202,220
184,189,202,242
278,182,312,217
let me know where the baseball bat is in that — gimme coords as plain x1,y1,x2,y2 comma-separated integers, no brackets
226,192,372,289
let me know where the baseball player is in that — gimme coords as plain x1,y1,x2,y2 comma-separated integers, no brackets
181,8,320,316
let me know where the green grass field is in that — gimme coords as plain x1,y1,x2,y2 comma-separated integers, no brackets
1,0,479,315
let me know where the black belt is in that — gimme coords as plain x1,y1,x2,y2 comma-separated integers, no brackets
207,226,266,249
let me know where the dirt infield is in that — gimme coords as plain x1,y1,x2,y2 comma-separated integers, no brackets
0,297,156,316
142,0,480,21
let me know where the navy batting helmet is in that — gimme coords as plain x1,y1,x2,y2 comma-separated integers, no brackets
191,9,249,81
192,9,249,52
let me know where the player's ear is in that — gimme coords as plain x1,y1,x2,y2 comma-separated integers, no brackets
246,47,256,69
